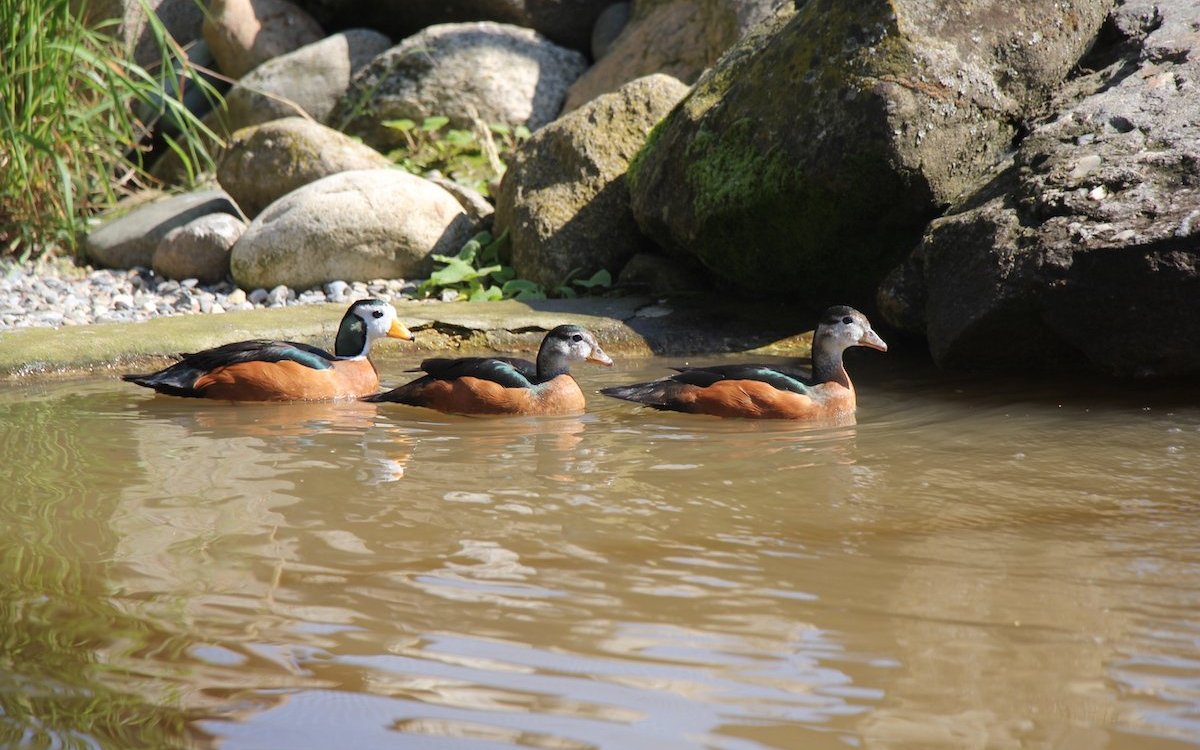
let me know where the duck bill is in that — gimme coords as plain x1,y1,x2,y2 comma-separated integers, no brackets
388,320,414,341
587,348,614,367
859,329,888,352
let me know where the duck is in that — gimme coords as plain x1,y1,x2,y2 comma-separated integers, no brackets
600,305,886,420
364,324,613,415
122,298,413,401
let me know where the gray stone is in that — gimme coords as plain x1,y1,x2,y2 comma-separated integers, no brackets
152,213,247,283
591,2,631,60
293,0,611,53
617,252,708,296
222,29,392,131
496,74,690,287
84,0,205,68
84,190,241,270
230,169,475,290
331,22,588,153
564,0,787,111
879,0,1200,378
216,117,393,217
203,0,324,79
628,0,1111,302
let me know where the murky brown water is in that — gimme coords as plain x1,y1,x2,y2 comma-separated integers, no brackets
0,353,1197,749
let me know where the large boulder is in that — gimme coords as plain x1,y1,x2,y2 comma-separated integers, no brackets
563,0,787,112
496,74,690,287
221,29,391,131
292,0,611,53
330,22,587,153
202,0,324,79
84,189,242,269
879,0,1200,378
628,0,1111,303
229,169,475,290
216,117,392,217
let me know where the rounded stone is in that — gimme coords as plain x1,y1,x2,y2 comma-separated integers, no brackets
152,213,247,283
217,117,393,218
230,169,475,290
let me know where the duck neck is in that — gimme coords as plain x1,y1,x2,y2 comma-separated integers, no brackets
334,317,368,359
535,347,570,383
811,340,850,389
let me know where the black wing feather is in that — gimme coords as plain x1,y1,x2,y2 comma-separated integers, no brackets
416,356,536,388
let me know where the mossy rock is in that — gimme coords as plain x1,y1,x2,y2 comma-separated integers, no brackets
628,0,1110,303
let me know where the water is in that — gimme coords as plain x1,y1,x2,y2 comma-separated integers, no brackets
0,353,1197,749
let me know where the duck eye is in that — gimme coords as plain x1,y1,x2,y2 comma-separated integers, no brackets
842,316,853,325
372,310,384,319
571,334,584,342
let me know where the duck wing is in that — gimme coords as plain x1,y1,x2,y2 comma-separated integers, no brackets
417,356,536,388
668,364,814,395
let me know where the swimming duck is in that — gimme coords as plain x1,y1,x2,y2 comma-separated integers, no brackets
122,298,413,401
364,324,613,415
600,305,886,420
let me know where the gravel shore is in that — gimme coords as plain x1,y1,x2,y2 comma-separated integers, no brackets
0,258,421,331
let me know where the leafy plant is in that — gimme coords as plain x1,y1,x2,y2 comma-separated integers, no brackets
382,116,530,197
0,0,223,260
418,231,614,302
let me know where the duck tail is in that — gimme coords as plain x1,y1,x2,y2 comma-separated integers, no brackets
599,381,678,410
121,366,205,398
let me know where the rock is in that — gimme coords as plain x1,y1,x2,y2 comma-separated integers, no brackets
84,190,242,269
331,22,588,153
202,0,324,79
591,2,630,60
152,213,246,283
496,74,690,287
878,0,1200,378
563,0,788,111
617,252,708,295
628,0,1111,302
294,0,611,53
229,169,475,290
216,117,393,217
221,29,391,131
84,0,205,68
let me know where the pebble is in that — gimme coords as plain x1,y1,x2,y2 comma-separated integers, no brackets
0,260,420,331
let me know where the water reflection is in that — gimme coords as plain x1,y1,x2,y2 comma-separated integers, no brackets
0,357,1197,749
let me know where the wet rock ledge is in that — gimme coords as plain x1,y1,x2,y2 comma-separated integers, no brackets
0,297,815,381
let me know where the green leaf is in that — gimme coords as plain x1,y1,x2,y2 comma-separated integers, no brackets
422,115,450,132
573,268,613,289
382,118,417,132
469,285,504,302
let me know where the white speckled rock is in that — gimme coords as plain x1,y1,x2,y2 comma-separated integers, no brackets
332,22,588,152
230,169,474,290
153,212,247,283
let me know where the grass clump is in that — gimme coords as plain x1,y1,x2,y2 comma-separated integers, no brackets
0,0,222,260
418,231,613,302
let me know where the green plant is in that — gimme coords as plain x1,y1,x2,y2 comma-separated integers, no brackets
383,116,530,197
0,0,223,260
418,231,614,302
